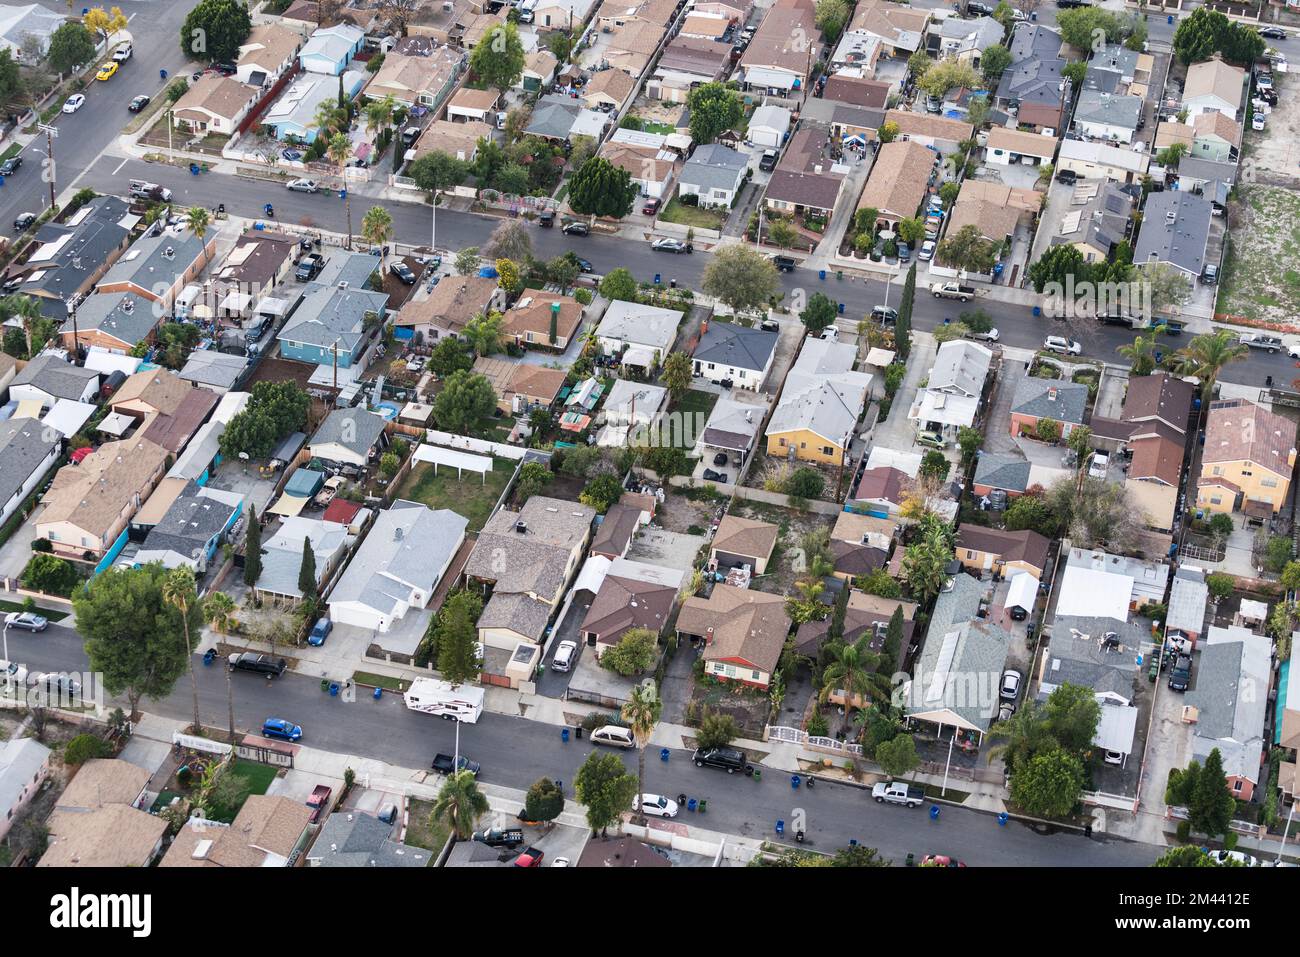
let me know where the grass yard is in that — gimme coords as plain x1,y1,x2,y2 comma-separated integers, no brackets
396,456,515,531
1219,184,1300,327
0,600,68,621
658,196,726,230
406,798,452,861
671,388,718,435
209,759,279,822
472,415,513,442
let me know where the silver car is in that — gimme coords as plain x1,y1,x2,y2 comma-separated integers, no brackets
551,639,578,672
286,178,318,193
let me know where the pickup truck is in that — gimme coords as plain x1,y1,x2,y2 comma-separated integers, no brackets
931,282,976,302
513,846,545,867
1239,333,1283,353
314,475,344,508
473,827,524,848
432,753,481,776
305,784,332,823
871,781,926,807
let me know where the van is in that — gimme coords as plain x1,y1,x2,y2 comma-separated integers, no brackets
590,725,636,748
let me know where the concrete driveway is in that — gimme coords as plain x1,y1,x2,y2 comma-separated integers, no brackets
870,331,937,452
0,513,41,581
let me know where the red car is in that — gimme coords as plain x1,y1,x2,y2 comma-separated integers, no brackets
642,198,660,216
513,846,545,867
922,854,967,868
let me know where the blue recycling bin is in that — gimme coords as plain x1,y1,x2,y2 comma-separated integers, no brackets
1167,14,1173,24
654,273,661,285
929,805,940,821
328,682,339,696
998,812,1009,827
849,838,858,847
190,163,200,175
160,68,167,80
561,727,570,743
660,748,670,762
776,819,785,835
1032,305,1041,317
688,798,697,812
372,686,382,700
339,189,347,200
791,774,801,790
837,302,845,314
818,269,826,281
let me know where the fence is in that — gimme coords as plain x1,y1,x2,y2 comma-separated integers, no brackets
235,740,295,767
1080,790,1139,812
172,731,232,757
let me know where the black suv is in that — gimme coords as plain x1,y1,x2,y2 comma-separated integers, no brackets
693,746,753,775
0,157,21,177
1168,655,1192,692
228,653,288,678
772,255,796,272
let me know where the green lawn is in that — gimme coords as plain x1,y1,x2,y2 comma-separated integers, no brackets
0,600,68,622
396,456,515,531
405,798,452,862
658,196,726,231
641,120,675,135
353,671,409,692
671,388,718,426
209,759,279,822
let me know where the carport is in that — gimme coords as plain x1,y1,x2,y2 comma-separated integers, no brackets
1003,571,1038,617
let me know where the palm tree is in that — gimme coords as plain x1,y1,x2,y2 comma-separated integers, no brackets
1172,329,1249,399
327,132,354,249
431,769,490,840
203,590,237,743
162,567,202,734
2,294,43,359
984,700,1051,772
361,205,394,271
819,638,884,714
364,94,396,140
1117,334,1157,376
186,206,212,267
464,311,504,357
313,100,348,139
621,682,662,825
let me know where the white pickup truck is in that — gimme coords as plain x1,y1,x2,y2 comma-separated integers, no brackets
871,781,926,807
930,282,976,302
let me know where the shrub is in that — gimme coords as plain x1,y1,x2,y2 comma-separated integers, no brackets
64,734,110,766
31,538,52,553
22,553,78,596
806,710,829,737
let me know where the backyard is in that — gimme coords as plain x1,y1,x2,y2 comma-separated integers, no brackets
404,798,451,861
726,498,837,597
1219,184,1300,328
395,456,515,531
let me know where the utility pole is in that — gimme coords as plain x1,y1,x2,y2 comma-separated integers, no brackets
67,295,80,360
167,109,173,156
37,123,57,210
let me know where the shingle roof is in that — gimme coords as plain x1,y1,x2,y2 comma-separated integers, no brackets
1184,58,1245,111
995,22,1066,106
681,143,749,192
309,812,430,867
693,321,777,373
310,407,387,459
855,139,936,219
1134,189,1212,276
712,515,779,561
956,525,1050,571
1186,626,1270,782
973,451,1031,492
1203,398,1297,479
139,481,239,559
39,434,169,539
1166,565,1208,634
764,169,843,212
1010,377,1088,425
680,584,790,675
395,273,499,331
279,283,388,351
0,417,58,509
1074,90,1142,130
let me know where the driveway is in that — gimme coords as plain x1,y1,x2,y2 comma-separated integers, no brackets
871,331,937,452
0,513,41,581
536,595,590,698
982,355,1028,454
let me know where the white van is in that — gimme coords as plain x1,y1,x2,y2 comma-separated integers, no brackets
590,725,635,748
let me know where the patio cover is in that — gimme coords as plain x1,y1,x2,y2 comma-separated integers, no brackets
1004,571,1039,613
866,347,896,367
308,361,364,388
573,554,612,596
41,399,96,438
267,494,309,517
83,348,141,377
560,411,591,432
15,399,43,419
220,291,254,312
400,401,433,423
1094,702,1138,756
412,443,492,481
1055,565,1131,622
97,411,137,436
1239,599,1268,623
621,344,657,369
745,67,798,90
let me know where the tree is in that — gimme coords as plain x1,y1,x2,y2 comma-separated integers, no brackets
702,245,778,317
1062,60,1087,89
1172,7,1262,66
875,734,920,778
454,246,481,276
1010,747,1086,818
1141,262,1193,318
220,381,310,459
600,627,658,676
47,21,95,74
361,206,394,271
800,292,838,336
1155,846,1228,868
1056,7,1126,52
897,217,926,249
1035,417,1062,444
523,777,565,823
966,94,990,130
819,638,883,712
881,606,905,674
180,0,252,63
408,150,470,201
1118,335,1157,376
662,351,692,402
815,0,850,43
621,682,662,824
1042,683,1100,754
686,82,744,145
470,21,525,93
1172,328,1248,398
785,467,824,502
433,370,496,434
203,591,236,634
1184,748,1236,838
364,94,396,143
937,223,998,274
85,5,129,41
901,524,952,604
831,845,888,867
162,566,202,735
21,553,75,596
436,591,483,685
574,751,639,837
895,264,915,360
376,0,419,34
482,218,532,263
599,267,638,302
767,218,797,249
1156,142,1188,169
64,733,111,766
859,568,903,599
876,120,899,144
696,710,739,751
431,769,490,839
980,44,1013,86
568,156,638,219
427,338,471,381
547,30,574,64
546,254,580,294
579,474,623,513
297,536,318,598
243,505,263,587
938,181,960,209
920,60,981,99
327,133,354,249
464,310,506,356
907,49,932,83
918,450,951,482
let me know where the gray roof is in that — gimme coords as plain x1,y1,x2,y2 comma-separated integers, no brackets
0,737,50,819
1040,615,1143,701
928,571,984,638
330,500,467,617
259,516,348,599
179,350,248,390
1134,191,1212,276
21,196,132,320
70,291,161,348
309,812,430,867
995,23,1066,106
0,4,66,49
973,451,1031,493
693,322,777,373
0,416,58,506
313,251,380,290
680,143,750,192
1010,377,1088,425
1083,44,1139,94
1166,565,1208,634
526,94,581,139
1074,90,1142,131
11,354,99,400
310,407,387,459
939,15,1004,52
99,225,209,291
139,481,239,559
1053,182,1133,256
929,339,991,398
1175,156,1235,206
279,284,388,352
1186,626,1270,782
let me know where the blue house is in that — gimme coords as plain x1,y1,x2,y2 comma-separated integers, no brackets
262,69,367,143
299,23,365,75
133,481,244,573
278,282,388,368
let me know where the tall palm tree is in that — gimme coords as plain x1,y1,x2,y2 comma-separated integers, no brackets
360,205,394,271
313,100,348,139
1172,328,1249,399
364,94,396,140
1117,334,1157,376
984,700,1051,772
432,769,490,840
464,311,504,357
819,638,884,714
2,294,42,359
621,682,662,825
186,206,212,267
162,567,202,734
327,133,354,249
203,590,237,743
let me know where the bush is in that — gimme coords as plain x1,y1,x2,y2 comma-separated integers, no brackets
574,288,592,305
22,553,78,596
1176,819,1191,842
806,710,829,737
31,538,52,553
784,467,824,501
696,709,740,750
64,734,110,766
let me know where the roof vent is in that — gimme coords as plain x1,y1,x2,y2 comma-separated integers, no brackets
515,521,527,534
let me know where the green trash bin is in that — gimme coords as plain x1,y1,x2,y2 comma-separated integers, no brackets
836,270,843,280
320,679,330,692
752,768,762,782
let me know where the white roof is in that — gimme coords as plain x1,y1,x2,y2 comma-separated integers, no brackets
213,390,251,425
1004,571,1038,612
0,737,51,817
749,104,792,134
865,446,922,477
97,411,136,436
1055,564,1132,621
41,399,96,438
83,347,141,377
411,442,493,476
1094,701,1139,754
912,389,979,428
1239,598,1268,622
596,299,682,352
574,553,613,594
866,347,896,366
607,556,684,590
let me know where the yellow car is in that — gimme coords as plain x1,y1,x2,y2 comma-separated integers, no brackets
96,62,118,81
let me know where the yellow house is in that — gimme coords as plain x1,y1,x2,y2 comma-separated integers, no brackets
765,339,872,466
1197,399,1298,517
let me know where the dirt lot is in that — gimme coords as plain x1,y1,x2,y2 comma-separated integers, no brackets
654,485,724,535
1242,69,1300,190
1219,184,1300,326
726,498,837,597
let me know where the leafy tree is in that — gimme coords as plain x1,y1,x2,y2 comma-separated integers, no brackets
482,218,532,263
831,845,888,867
686,82,744,145
523,777,565,823
1035,417,1062,443
785,467,825,502
599,268,638,302
901,523,952,604
559,444,603,478
429,336,474,378
547,253,580,294
547,30,574,63
432,770,490,839
897,217,926,249
243,505,263,587
1042,682,1101,754
409,147,472,198
469,20,525,93
875,734,920,778
876,120,899,144
895,263,915,360
937,224,998,274
1010,747,1086,818
1205,572,1234,603
1155,846,1227,868
938,181,960,208
219,381,310,459
815,0,850,43
64,733,111,766
515,461,553,502
800,292,838,335
696,709,740,750
881,606,905,674
600,627,658,676
980,44,1013,86
293,536,317,599
1056,7,1126,52
464,310,506,356
568,156,638,219
180,0,252,63
703,245,778,317
1142,262,1194,317
1156,142,1188,169
47,21,96,74
621,682,662,823
907,49,932,83
918,450,951,482
1062,60,1087,89
574,751,639,837
662,351,692,401
858,568,902,599
1172,7,1264,66
579,474,623,513
920,60,981,98
956,426,983,466
22,554,77,596
1171,748,1236,838
820,638,885,712
1118,335,1158,376
433,370,496,435
454,246,481,276
436,591,483,685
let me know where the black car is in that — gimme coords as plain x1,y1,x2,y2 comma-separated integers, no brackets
1260,27,1288,41
1056,0,1090,7
772,255,796,272
693,747,753,775
389,261,417,284
967,1,993,13
702,468,728,483
12,212,36,232
538,209,555,227
128,94,151,113
1096,313,1134,327
1056,168,1078,186
562,220,589,236
0,156,21,177
1168,654,1193,692
759,150,778,172
228,652,288,678
712,452,728,466
574,257,593,272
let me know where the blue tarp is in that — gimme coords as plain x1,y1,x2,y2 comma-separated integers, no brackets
285,467,326,498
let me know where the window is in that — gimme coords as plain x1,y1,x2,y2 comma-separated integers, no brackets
707,362,715,370
967,550,976,560
1232,779,1243,792
1211,466,1223,476
1241,470,1253,478
1210,496,1222,505
822,446,833,456
1261,477,1279,488
737,369,745,379
751,670,760,681
778,438,786,446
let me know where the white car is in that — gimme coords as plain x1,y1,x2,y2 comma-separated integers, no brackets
1103,750,1124,766
633,793,678,818
918,240,935,261
1288,342,1300,360
1210,849,1257,867
406,355,426,374
62,94,86,113
550,856,571,867
287,178,318,193
1088,451,1109,479
551,639,578,672
999,669,1022,702
1252,112,1266,132
964,327,999,342
1043,335,1082,356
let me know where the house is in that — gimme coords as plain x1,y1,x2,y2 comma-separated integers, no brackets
307,811,431,867
531,0,597,30
393,273,499,342
1166,565,1209,642
64,292,166,354
263,69,368,143
329,502,467,633
1134,191,1213,281
308,408,388,470
933,14,1002,66
972,451,1031,500
821,75,890,110
1035,617,1140,762
1056,138,1150,184
765,126,846,218
590,502,649,559
133,481,243,572
956,525,1051,579
1051,181,1134,263
679,10,731,39
447,87,499,124
1009,378,1087,439
597,18,663,75
738,0,817,95
692,321,778,391
1072,90,1143,144
162,794,312,867
843,0,928,58
881,110,973,153
598,140,676,201
525,94,608,142
278,283,388,368
39,759,167,868
502,292,584,350
850,466,909,518
1186,625,1271,801
1190,110,1239,163
984,126,1055,167
596,300,681,373
582,558,683,654
1015,100,1065,135
1172,155,1235,210
766,338,872,465
465,496,595,648
1061,546,1169,612
711,515,778,576
748,104,792,148
411,117,493,165
503,365,568,416
679,143,750,208
832,509,897,551
695,393,763,465
597,0,681,30
795,588,914,656
236,23,302,86
678,585,791,688
596,379,667,448
1155,119,1194,153
162,389,249,487
944,181,1038,249
364,48,464,110
0,417,60,528
1197,398,1298,517
583,68,638,112
519,49,559,92
854,139,937,229
36,433,169,560
98,225,218,308
1122,373,1193,532
179,350,249,393
7,355,98,408
577,835,671,868
1084,43,1153,98
0,737,51,841
909,339,992,434
1182,58,1245,119
256,515,349,601
110,368,220,454
298,23,365,75
0,3,65,62
993,23,1066,111
171,74,259,135
649,35,732,103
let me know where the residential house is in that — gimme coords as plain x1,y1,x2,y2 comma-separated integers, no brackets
801,98,884,148
1166,564,1209,643
1056,138,1150,183
909,338,992,435
598,140,676,201
393,273,499,342
1186,625,1271,801
822,75,890,110
502,365,568,417
0,417,60,528
465,496,595,648
525,94,609,142
679,143,750,208
208,229,300,311
162,795,312,867
1134,190,1213,281
329,502,467,633
307,408,388,470
1009,378,1088,439
256,515,349,601
1036,616,1141,762
1122,372,1193,532
695,392,764,466
577,835,671,868
278,282,388,368
748,104,792,148
98,224,217,308
738,0,817,95
692,320,778,391
795,588,914,657
933,14,1002,66
590,502,648,559
1084,43,1153,98
767,338,871,465
447,87,499,124
944,180,1040,251
298,23,365,75
109,368,220,454
843,0,928,58
531,0,597,30
677,585,791,688
364,47,464,110
7,355,98,408
1182,58,1245,119
583,558,683,655
262,69,369,143
984,126,1056,167
582,68,638,112
1051,181,1135,263
972,451,1031,500
850,465,909,518
596,0,681,30
596,18,662,76
1154,119,1194,152
854,139,937,229
411,118,493,164
502,291,584,350
1061,546,1170,612
519,49,559,92
993,23,1066,111
133,481,243,573
764,125,847,220
1174,155,1236,210
0,737,51,841
1015,100,1065,135
596,379,667,448
956,525,1051,579
236,23,302,86
64,292,166,355
1073,90,1143,144
1197,398,1298,517
832,509,897,551
710,515,778,576
679,10,731,39
595,300,681,373
39,760,166,868
649,35,732,103
1191,110,1239,163
178,350,249,393
307,811,431,867
172,74,259,135
0,3,66,62
881,110,973,152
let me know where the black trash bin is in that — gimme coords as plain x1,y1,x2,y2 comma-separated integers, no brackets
574,726,583,739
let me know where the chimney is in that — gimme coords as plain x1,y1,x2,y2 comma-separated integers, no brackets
1047,387,1058,401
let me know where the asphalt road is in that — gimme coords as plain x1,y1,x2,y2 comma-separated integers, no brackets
0,0,192,232
5,625,1156,865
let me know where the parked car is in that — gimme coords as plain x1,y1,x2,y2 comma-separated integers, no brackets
128,94,150,113
1056,168,1078,186
30,673,81,698
551,639,578,672
1088,451,1110,479
1043,335,1082,355
390,261,417,284
1261,27,1288,41
305,784,332,823
432,753,480,775
772,255,797,272
112,43,133,61
286,178,318,193
1168,654,1193,692
693,746,752,774
473,827,524,848
62,94,86,113
0,157,21,177
513,846,545,867
999,669,1022,702
633,793,678,818
759,150,778,171
406,355,426,374
872,305,898,325
651,237,690,253
314,475,344,509
964,326,999,342
1252,112,1266,131
642,198,661,216
591,725,636,748
95,62,118,81
915,430,946,450
922,854,967,867
281,148,304,162
229,652,288,678
261,718,302,741
5,612,47,632
702,468,728,483
307,618,333,647
1210,849,1258,867
562,220,589,236
538,209,555,228
573,257,594,273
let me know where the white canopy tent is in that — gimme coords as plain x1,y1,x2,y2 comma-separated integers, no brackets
412,443,493,483
1004,571,1039,614
97,411,137,436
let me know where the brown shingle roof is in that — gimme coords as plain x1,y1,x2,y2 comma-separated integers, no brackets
822,75,890,109
740,0,817,76
590,502,642,557
712,515,779,562
173,74,257,123
503,292,583,343
582,572,677,642
681,585,791,675
507,364,567,405
986,126,1056,158
395,274,499,331
162,795,311,867
1122,372,1194,434
41,804,166,867
237,23,301,71
855,139,936,218
854,465,908,505
1128,434,1185,486
956,524,1050,571
883,109,973,144
40,434,169,539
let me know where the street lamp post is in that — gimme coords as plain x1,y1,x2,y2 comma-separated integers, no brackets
1277,800,1296,864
